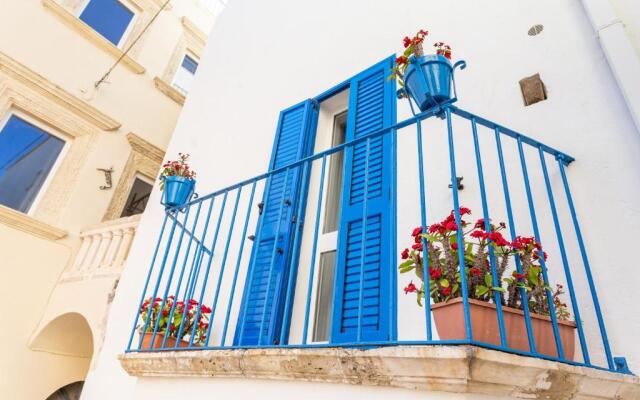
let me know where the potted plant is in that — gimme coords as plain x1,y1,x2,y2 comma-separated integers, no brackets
160,153,196,208
391,29,456,111
399,207,576,359
137,295,211,349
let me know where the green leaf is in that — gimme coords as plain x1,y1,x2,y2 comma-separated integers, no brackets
492,287,506,293
484,274,493,287
476,285,489,297
399,259,414,268
439,278,450,288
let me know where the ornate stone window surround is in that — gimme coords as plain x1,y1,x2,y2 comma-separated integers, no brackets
41,0,172,74
154,17,207,105
0,52,121,238
102,132,164,221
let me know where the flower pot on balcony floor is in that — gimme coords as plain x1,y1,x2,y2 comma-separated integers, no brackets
432,297,576,360
139,332,191,350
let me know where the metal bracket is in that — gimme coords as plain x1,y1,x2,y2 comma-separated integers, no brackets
614,357,633,374
97,167,114,190
448,176,464,190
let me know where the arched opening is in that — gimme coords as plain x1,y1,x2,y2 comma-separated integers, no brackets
31,312,94,357
46,381,84,400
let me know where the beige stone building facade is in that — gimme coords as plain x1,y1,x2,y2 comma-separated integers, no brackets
0,1,217,398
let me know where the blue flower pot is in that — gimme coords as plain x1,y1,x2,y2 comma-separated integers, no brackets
162,176,195,208
404,55,453,111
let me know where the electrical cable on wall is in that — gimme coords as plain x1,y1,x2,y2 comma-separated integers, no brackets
94,0,172,89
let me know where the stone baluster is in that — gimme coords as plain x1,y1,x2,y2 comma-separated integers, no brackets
113,226,135,269
82,233,101,271
101,228,123,269
91,232,112,270
73,234,92,271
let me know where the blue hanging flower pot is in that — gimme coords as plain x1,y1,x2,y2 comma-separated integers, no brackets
403,54,454,112
162,176,195,208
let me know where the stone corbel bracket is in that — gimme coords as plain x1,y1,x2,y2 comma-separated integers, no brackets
119,345,640,399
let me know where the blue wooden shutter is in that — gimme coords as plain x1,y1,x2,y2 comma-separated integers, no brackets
235,100,316,345
331,57,396,343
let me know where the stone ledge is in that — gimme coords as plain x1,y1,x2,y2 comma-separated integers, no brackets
0,205,67,240
118,345,639,399
153,77,185,106
42,0,145,75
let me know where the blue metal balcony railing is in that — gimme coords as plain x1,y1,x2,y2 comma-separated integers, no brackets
125,103,627,374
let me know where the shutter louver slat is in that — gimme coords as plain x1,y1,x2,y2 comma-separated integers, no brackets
331,57,396,343
235,101,314,345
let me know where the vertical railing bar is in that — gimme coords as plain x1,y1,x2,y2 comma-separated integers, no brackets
205,186,243,346
161,201,204,348
494,128,536,352
221,181,257,346
557,159,614,370
471,118,507,347
188,191,229,347
539,148,590,364
445,108,472,341
415,118,432,340
357,138,371,343
126,212,169,351
238,177,274,343
281,160,312,345
136,213,179,350
302,156,327,345
175,196,216,346
150,205,192,349
258,168,292,345
517,137,564,359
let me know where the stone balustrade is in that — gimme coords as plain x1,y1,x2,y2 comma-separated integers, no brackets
62,214,141,281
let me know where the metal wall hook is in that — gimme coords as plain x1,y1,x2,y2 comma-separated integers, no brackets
449,176,464,190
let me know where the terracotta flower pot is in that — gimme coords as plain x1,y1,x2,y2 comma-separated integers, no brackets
139,332,191,350
432,298,576,360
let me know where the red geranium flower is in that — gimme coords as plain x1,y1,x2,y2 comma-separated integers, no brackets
441,286,452,296
470,267,482,277
404,281,417,294
412,242,423,251
412,226,423,237
429,268,442,280
401,248,410,260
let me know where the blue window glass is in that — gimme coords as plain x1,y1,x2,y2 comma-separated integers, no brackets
80,0,135,45
0,116,65,213
181,55,199,74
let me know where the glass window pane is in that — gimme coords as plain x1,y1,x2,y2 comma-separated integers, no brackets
120,177,153,217
322,111,347,233
181,55,199,74
0,116,64,212
313,251,336,342
80,0,134,45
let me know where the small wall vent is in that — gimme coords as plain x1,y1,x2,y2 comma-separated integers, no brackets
528,24,544,36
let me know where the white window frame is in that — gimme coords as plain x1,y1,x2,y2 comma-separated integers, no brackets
172,52,200,95
296,89,350,344
0,110,70,216
77,0,140,48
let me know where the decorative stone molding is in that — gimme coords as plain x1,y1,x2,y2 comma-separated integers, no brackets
155,16,207,101
153,77,185,105
0,51,121,131
41,0,146,74
0,81,99,225
0,205,67,240
181,17,208,47
126,132,165,164
103,133,164,220
119,346,640,399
